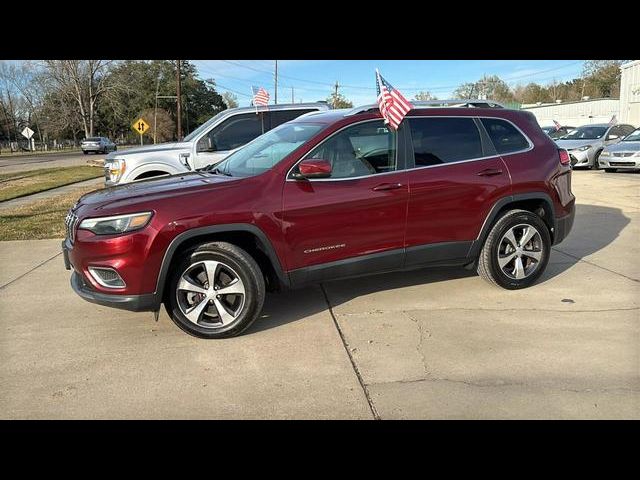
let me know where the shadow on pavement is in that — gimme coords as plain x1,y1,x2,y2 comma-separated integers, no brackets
249,203,630,335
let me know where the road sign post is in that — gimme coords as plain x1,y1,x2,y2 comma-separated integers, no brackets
132,118,150,146
21,127,35,151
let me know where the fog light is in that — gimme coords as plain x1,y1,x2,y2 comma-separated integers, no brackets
88,266,126,288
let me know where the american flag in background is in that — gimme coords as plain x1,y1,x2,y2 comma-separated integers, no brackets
252,86,270,107
375,70,413,130
608,114,618,126
553,120,562,131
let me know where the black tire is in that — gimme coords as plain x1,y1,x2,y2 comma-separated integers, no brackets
604,168,617,173
591,150,602,170
83,151,88,155
477,209,551,290
165,241,265,339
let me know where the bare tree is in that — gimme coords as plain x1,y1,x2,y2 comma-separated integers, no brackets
221,91,238,109
413,91,438,101
40,60,117,138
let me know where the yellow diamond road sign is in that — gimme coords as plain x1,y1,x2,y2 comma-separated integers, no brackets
133,118,150,135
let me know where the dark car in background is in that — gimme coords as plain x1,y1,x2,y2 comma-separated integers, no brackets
81,137,117,155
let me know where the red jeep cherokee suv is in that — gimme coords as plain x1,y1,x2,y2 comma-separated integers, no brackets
63,103,575,338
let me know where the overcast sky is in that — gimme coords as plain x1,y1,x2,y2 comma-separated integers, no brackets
191,60,585,106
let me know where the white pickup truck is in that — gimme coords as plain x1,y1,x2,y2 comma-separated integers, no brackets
104,103,329,186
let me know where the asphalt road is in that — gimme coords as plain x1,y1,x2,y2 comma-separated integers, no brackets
0,170,638,419
0,151,110,174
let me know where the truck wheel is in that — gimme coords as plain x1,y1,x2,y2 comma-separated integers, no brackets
166,241,265,338
477,209,551,289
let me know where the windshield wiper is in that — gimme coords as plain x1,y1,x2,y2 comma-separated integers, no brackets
212,167,232,177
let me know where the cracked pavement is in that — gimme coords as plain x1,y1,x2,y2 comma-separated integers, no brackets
1,170,638,418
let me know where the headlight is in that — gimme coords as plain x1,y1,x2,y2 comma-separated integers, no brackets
577,145,592,151
106,158,126,182
600,151,611,156
79,212,153,235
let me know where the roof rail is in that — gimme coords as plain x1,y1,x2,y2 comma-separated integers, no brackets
346,99,506,116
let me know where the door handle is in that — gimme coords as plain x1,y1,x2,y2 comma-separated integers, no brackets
476,168,503,177
372,183,403,191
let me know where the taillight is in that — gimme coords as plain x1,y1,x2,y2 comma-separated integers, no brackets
558,149,570,166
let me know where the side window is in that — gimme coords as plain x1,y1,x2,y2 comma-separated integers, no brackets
198,113,265,152
607,126,623,139
622,125,635,137
408,117,483,167
269,109,315,129
301,120,396,179
481,118,530,155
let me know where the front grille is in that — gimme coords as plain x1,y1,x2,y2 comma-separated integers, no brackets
610,161,637,167
611,152,636,158
65,210,79,244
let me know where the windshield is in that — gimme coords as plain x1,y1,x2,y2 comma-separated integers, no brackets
210,122,325,177
183,109,227,142
622,129,640,142
561,126,607,140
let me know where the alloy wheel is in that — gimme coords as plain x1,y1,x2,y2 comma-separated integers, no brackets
497,224,544,280
176,260,246,328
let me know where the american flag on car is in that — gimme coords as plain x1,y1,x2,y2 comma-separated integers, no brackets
375,70,413,130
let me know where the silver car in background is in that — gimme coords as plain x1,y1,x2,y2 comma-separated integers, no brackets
81,137,117,155
599,128,640,172
555,123,636,169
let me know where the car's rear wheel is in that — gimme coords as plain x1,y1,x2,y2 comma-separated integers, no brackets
477,209,551,289
166,241,265,338
604,168,617,173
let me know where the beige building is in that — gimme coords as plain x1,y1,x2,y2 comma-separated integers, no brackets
522,98,619,128
619,60,640,127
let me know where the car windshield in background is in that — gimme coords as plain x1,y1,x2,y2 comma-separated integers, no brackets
622,129,640,142
561,126,607,140
210,123,325,177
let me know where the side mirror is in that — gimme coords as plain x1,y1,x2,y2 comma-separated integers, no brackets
297,159,332,179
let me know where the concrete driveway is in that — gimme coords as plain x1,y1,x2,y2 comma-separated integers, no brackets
1,171,638,419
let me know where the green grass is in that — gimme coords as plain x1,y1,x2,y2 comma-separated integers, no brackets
0,185,101,240
0,166,103,202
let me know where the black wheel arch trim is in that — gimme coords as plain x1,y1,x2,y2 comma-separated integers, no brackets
152,223,288,309
468,192,558,259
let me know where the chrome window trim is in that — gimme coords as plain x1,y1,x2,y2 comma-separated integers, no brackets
286,115,534,182
286,119,400,182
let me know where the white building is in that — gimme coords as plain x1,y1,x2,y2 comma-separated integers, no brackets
619,60,640,127
522,98,619,128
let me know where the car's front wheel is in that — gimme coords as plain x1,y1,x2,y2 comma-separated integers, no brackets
166,241,265,338
591,150,602,170
477,209,551,289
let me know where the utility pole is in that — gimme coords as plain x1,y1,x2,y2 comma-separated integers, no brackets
176,60,182,140
274,60,278,105
153,71,160,144
334,81,339,108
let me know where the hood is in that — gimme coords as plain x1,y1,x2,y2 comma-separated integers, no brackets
555,139,602,150
604,141,640,153
106,141,190,158
74,172,239,212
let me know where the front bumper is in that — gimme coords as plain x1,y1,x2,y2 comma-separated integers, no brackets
62,237,160,313
567,149,592,167
598,156,640,169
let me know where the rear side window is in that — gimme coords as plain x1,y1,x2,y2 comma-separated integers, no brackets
408,117,483,167
269,109,316,129
481,118,530,154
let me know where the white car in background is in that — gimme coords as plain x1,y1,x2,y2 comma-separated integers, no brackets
598,128,640,172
